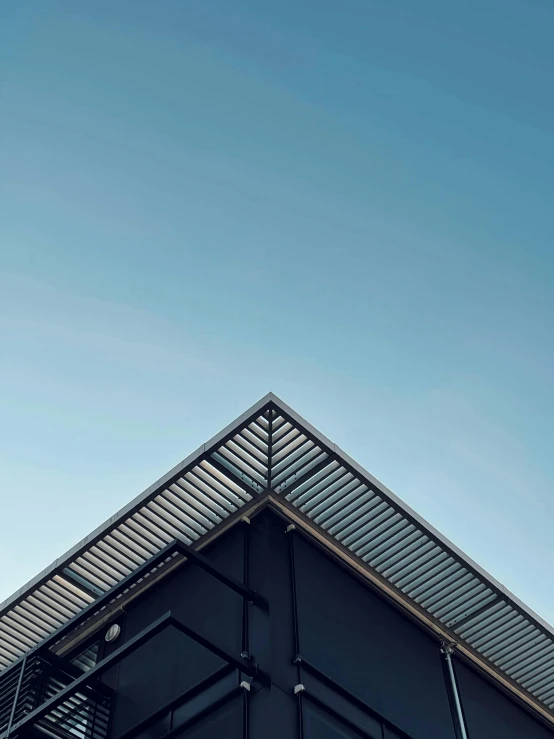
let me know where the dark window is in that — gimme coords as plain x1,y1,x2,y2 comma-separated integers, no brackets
69,639,101,672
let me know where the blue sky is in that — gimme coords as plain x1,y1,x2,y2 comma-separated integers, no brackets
1,0,553,623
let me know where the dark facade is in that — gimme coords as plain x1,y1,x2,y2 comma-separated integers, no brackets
14,507,547,739
2,396,554,735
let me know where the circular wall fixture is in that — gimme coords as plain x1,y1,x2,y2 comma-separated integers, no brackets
105,623,121,643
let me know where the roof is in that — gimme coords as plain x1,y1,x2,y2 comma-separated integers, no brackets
1,393,553,723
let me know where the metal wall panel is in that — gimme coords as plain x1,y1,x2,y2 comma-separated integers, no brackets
121,527,245,654
248,685,297,739
2,395,553,731
107,527,246,739
454,659,554,739
111,629,226,739
302,700,372,738
4,507,554,739
293,533,456,739
171,695,244,739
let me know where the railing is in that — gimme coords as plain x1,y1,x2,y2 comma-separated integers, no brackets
0,534,267,739
0,652,112,739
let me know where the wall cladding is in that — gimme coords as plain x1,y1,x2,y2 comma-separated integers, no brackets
302,699,369,738
109,526,246,739
101,509,552,739
170,694,244,739
111,629,227,738
121,525,245,650
293,533,456,739
455,659,554,739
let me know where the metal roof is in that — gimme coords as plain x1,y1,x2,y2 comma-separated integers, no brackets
1,393,553,724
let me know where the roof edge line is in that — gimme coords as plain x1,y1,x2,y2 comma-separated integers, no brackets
267,495,554,729
0,393,274,615
267,394,554,637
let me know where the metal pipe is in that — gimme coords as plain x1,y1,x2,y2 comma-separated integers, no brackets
6,653,27,738
442,643,468,739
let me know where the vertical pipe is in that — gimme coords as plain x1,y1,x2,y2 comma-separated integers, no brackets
297,692,305,739
242,520,250,659
442,644,469,739
288,528,303,739
242,688,249,739
88,688,99,739
288,530,300,664
6,653,27,738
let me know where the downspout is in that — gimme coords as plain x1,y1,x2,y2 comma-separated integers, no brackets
442,642,469,739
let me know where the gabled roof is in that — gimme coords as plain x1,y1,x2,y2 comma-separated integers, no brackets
1,394,553,723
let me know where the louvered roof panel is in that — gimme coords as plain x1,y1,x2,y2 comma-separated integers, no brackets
1,393,553,721
0,401,272,672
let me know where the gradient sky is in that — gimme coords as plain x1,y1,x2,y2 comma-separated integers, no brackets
1,0,553,624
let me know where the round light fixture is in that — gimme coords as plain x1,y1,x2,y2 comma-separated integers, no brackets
105,623,121,643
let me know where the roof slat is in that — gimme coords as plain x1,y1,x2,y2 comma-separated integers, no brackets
0,394,552,724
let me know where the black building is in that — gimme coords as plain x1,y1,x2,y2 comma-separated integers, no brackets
1,394,553,739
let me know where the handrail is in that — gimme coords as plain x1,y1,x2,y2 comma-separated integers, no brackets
0,652,112,739
8,610,265,737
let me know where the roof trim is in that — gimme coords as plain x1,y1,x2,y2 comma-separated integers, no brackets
271,393,554,637
1,392,553,723
0,394,273,618
269,495,554,729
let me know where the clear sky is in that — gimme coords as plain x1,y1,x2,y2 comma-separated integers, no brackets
1,0,553,624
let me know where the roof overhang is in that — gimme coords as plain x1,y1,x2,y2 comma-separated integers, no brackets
1,393,553,724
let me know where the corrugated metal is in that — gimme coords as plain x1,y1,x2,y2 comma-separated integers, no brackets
1,394,553,719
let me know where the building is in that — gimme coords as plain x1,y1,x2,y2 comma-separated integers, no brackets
1,393,553,739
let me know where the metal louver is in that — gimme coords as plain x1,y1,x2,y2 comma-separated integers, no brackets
1,393,553,725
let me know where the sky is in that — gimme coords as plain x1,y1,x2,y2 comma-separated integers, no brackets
0,0,553,624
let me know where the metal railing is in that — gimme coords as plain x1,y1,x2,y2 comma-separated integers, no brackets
0,532,267,739
0,652,112,739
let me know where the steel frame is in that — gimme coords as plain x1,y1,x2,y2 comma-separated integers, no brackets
2,393,553,727
7,611,261,738
1,534,266,690
0,531,268,739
